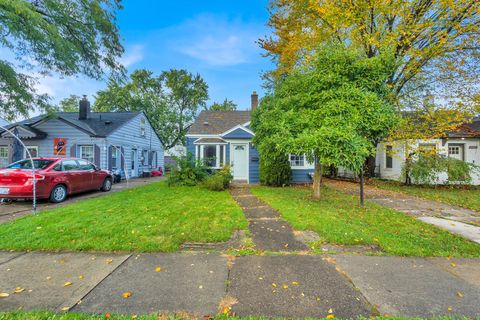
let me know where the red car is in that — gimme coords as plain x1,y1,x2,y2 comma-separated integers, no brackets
0,157,113,203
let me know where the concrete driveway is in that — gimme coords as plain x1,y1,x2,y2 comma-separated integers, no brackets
0,176,164,224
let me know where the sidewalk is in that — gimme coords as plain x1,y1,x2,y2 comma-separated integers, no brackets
324,178,480,244
1,251,480,318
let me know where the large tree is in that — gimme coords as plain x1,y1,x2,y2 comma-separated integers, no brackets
208,98,237,111
252,46,397,199
94,69,209,149
260,0,480,127
0,0,124,121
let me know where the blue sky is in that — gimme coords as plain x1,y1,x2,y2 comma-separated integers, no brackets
35,0,273,111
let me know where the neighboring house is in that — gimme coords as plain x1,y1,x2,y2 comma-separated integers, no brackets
186,92,315,184
0,97,164,177
375,118,480,185
0,118,8,128
164,145,186,170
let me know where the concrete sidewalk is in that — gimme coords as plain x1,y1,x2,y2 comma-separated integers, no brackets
1,251,480,318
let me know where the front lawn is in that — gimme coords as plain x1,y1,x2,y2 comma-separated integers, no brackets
0,181,247,252
372,179,480,212
251,186,480,257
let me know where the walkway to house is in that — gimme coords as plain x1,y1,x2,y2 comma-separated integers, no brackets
229,184,308,252
0,176,165,224
324,178,480,244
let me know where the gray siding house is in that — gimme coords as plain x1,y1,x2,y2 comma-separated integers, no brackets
0,98,164,177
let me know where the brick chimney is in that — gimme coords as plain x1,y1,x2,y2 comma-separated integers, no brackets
251,91,259,111
79,95,91,120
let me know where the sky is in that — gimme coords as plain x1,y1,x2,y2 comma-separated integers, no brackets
32,0,274,113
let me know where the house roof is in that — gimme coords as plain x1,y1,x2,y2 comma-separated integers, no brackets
447,117,480,138
1,112,142,138
188,110,251,135
194,137,227,144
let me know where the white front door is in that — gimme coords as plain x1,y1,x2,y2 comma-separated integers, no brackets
448,145,464,161
231,143,248,181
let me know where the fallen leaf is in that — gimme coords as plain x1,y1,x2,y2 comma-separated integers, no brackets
155,266,161,272
451,263,457,267
46,276,52,280
13,287,25,294
78,275,84,280
457,291,464,298
61,307,69,311
328,308,333,314
63,282,73,287
272,283,277,288
105,313,111,318
0,293,9,298
326,315,335,319
122,292,132,299
106,259,113,264
283,285,288,289
292,282,299,285
448,307,453,311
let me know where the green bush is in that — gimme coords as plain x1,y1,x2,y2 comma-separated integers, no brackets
258,143,292,186
203,166,233,191
404,153,478,185
167,153,209,186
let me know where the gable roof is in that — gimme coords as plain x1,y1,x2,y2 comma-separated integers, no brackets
188,110,251,135
1,112,142,138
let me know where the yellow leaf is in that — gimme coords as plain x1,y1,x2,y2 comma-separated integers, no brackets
451,263,456,267
78,275,84,280
155,266,161,272
457,291,463,298
272,283,277,287
13,287,25,294
106,259,113,264
46,276,52,280
326,314,335,319
61,307,69,311
63,282,73,287
328,308,334,314
122,292,132,299
448,307,453,311
0,293,9,298
283,285,288,289
292,282,299,285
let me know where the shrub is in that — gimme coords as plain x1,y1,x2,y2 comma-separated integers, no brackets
203,165,233,191
258,143,292,186
404,153,478,185
167,153,209,186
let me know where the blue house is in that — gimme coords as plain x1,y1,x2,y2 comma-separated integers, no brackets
186,92,314,184
0,97,164,177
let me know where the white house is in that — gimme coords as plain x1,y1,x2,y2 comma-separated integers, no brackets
375,118,480,185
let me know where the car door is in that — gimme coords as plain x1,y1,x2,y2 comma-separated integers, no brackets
77,159,95,191
62,159,83,194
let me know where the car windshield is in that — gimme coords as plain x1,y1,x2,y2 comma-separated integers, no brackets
7,159,54,170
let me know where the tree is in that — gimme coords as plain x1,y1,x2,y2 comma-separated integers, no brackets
209,99,237,111
56,95,81,112
252,46,397,199
0,0,124,121
94,69,209,149
260,0,480,146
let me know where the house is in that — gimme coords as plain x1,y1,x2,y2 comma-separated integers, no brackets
375,117,480,185
186,92,315,184
164,145,186,170
0,97,164,177
0,118,8,128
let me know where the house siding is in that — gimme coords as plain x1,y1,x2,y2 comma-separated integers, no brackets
249,144,260,183
291,169,315,183
222,128,254,139
186,137,196,157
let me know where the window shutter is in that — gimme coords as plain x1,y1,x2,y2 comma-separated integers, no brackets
7,144,13,163
149,151,153,167
70,144,77,157
121,147,125,170
108,146,113,170
94,145,101,167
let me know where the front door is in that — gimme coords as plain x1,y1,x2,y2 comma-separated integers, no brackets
231,144,248,181
131,149,138,178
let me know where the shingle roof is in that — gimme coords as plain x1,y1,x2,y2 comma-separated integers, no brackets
0,112,141,137
188,110,251,135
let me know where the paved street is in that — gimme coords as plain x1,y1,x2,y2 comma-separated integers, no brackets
0,176,164,224
1,251,480,318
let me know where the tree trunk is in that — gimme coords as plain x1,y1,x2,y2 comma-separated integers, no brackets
359,170,365,207
313,159,322,199
365,155,376,177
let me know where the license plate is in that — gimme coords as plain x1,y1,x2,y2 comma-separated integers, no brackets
0,187,9,195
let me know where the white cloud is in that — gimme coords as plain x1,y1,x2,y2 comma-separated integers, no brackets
120,44,144,67
172,14,261,67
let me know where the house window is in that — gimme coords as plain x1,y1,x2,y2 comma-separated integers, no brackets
203,145,217,167
24,146,38,158
131,149,136,170
111,146,120,169
0,146,8,168
448,146,460,156
151,151,157,168
385,146,393,169
196,144,226,168
142,149,148,166
79,145,94,163
140,118,146,137
290,154,305,167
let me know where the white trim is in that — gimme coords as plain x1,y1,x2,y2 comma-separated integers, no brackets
186,134,221,138
242,121,251,127
196,144,227,169
289,154,315,170
230,142,250,182
220,124,255,137
193,137,227,145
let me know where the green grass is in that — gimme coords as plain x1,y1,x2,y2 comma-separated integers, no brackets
0,311,470,320
372,179,480,212
0,181,247,252
251,186,480,257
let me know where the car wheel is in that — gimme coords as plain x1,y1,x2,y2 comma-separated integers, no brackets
50,185,67,203
101,178,113,192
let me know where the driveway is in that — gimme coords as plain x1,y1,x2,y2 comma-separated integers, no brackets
0,176,165,224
